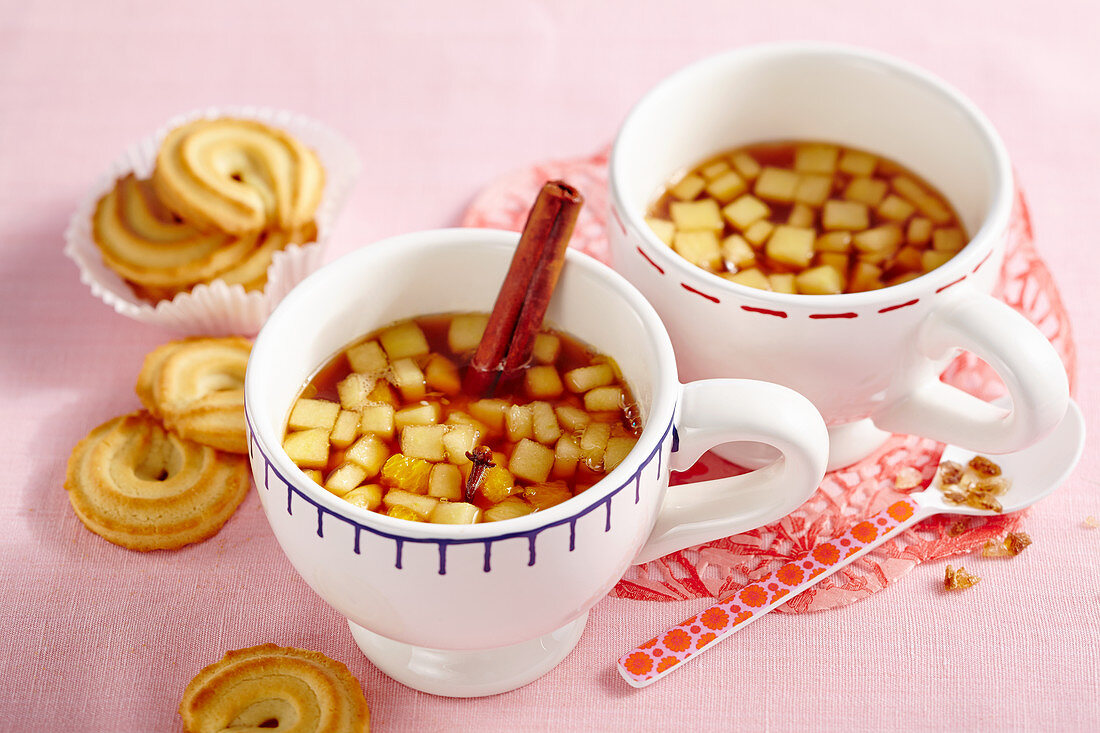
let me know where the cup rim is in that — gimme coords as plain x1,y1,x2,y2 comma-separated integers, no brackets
246,227,679,541
609,41,1014,307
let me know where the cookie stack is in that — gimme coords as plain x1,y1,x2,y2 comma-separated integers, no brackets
64,337,253,551
92,118,324,302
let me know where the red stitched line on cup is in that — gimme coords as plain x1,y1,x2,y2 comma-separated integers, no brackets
935,275,967,293
972,250,993,273
809,312,858,319
741,305,788,318
636,246,665,275
611,207,628,236
681,283,720,303
878,298,920,313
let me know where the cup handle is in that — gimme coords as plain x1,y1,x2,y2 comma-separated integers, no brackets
633,379,829,565
871,290,1069,452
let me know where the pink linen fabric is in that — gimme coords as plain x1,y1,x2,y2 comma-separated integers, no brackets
1,1,1097,731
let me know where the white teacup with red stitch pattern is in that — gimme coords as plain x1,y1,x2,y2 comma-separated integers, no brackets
609,43,1070,470
244,228,829,697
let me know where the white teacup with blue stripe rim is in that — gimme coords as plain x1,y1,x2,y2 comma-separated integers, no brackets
245,228,829,697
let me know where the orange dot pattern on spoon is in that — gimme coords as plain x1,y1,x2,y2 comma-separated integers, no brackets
618,497,919,685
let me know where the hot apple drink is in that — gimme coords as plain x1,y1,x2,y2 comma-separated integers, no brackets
646,141,968,294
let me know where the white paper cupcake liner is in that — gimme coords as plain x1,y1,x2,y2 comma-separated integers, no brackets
64,106,360,335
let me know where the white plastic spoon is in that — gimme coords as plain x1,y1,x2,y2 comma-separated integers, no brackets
619,399,1085,688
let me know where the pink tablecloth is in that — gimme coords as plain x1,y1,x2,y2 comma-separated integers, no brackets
2,1,1097,730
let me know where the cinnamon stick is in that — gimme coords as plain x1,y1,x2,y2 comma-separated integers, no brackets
467,180,583,395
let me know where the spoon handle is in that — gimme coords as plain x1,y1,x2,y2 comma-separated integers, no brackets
618,496,930,687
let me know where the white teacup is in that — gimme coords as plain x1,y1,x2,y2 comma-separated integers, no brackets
609,42,1069,469
244,228,828,697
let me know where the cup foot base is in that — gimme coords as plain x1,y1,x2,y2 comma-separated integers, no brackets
712,418,890,472
347,612,589,698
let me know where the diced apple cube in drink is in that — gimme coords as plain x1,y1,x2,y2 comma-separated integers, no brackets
346,434,390,476
383,489,438,519
506,404,534,442
532,333,561,364
768,273,797,294
877,194,916,222
442,424,478,464
343,483,382,511
523,481,573,511
669,199,723,232
448,314,488,354
359,403,395,440
366,380,398,406
394,402,441,430
844,177,887,207
379,321,429,360
401,424,447,461
731,152,762,180
704,171,747,203
604,436,638,472
795,266,843,295
888,272,922,286
480,465,516,504
530,401,561,444
345,340,388,375
917,195,952,225
524,365,564,399
555,405,591,433
302,469,323,485
794,174,832,207
484,497,535,522
645,217,676,246
721,268,771,290
381,454,432,493
584,386,622,412
794,144,839,175
288,398,340,431
907,217,933,246
564,364,614,393
743,220,774,247
722,195,771,230
894,246,923,272
580,422,611,470
469,399,508,433
766,225,815,268
721,235,756,270
424,354,461,395
670,173,706,200
430,501,481,525
336,373,375,411
329,410,360,449
853,225,903,255
787,203,815,228
324,462,368,497
672,231,722,270
822,200,869,231
921,249,955,272
849,262,884,292
815,231,852,253
552,435,582,479
700,160,731,180
932,227,966,252
390,358,426,401
838,149,877,177
754,167,800,203
428,463,463,500
283,428,330,469
818,251,849,272
509,439,555,483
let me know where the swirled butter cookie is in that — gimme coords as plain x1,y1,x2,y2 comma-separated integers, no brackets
137,337,251,454
65,411,249,551
154,118,325,235
179,644,370,733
